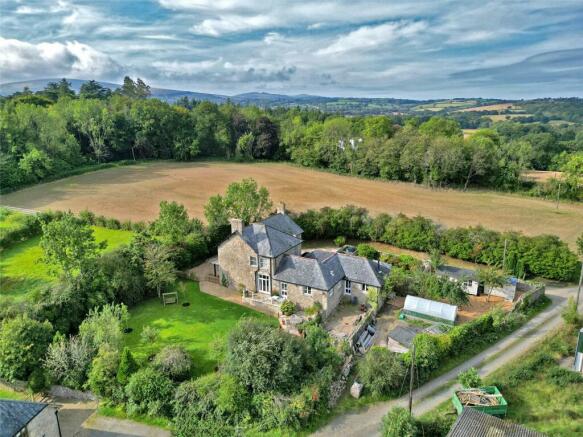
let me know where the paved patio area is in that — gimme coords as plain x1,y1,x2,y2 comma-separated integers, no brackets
324,303,366,340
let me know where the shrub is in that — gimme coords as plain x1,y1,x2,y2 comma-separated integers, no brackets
140,325,159,344
381,407,417,437
44,334,93,389
79,303,128,351
547,367,583,388
117,347,138,385
334,236,347,247
358,347,406,396
153,346,193,381
87,345,120,398
458,367,482,388
281,299,296,316
562,297,583,328
0,315,53,381
125,367,175,417
305,301,323,316
356,243,380,260
28,368,48,393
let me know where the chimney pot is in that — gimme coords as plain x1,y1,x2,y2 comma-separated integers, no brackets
229,218,244,234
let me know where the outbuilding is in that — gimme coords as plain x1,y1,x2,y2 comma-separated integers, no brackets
402,295,458,325
0,399,61,437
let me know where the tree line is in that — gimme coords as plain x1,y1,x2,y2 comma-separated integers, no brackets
1,78,581,198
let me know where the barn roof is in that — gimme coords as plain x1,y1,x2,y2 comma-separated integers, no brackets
447,408,546,437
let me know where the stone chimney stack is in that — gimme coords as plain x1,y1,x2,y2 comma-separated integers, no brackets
276,202,286,215
229,218,244,234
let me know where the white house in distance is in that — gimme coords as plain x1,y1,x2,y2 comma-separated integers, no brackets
436,265,518,301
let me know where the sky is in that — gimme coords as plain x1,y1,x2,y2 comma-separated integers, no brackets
1,0,582,99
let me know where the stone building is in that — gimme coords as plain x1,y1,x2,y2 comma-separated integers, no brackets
217,209,390,317
0,399,61,437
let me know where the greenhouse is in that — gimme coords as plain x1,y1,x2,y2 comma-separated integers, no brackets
402,295,458,325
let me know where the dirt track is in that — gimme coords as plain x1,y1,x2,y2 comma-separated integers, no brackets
2,161,582,247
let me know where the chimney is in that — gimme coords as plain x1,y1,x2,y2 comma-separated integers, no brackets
276,202,286,215
229,218,244,234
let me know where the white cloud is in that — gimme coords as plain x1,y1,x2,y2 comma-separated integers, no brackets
152,58,223,77
0,37,121,81
191,14,278,36
317,20,427,55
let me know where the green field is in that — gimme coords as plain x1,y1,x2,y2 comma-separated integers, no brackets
0,226,134,303
123,281,277,376
0,208,30,232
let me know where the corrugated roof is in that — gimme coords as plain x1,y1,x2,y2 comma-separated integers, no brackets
388,325,422,347
447,408,546,437
0,400,48,437
404,295,458,323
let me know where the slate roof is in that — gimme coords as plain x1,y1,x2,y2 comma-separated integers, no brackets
0,400,48,437
241,223,302,257
447,408,546,437
261,213,303,236
388,325,422,347
437,265,478,281
274,250,390,291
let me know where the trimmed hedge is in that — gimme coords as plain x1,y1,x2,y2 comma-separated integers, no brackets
293,206,580,281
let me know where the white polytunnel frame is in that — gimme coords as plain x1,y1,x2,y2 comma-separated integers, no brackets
403,295,458,324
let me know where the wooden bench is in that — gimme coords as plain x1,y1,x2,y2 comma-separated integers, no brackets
162,292,178,306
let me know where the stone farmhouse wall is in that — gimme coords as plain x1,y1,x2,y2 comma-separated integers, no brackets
218,234,257,292
26,405,61,437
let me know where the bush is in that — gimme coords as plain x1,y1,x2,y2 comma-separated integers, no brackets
356,243,380,260
381,407,417,437
458,367,482,388
153,346,193,381
87,345,120,398
281,299,296,316
562,297,583,328
117,347,138,385
140,325,159,344
358,347,406,396
28,368,48,393
0,315,53,381
547,367,583,388
125,367,175,417
334,236,347,247
44,334,93,389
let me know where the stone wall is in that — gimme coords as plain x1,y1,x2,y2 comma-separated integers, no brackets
275,281,327,311
218,234,258,292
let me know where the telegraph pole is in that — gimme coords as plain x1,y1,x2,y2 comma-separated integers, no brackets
502,239,508,272
577,262,582,310
409,344,416,415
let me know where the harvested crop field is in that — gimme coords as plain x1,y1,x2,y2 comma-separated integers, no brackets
2,161,583,247
457,103,514,112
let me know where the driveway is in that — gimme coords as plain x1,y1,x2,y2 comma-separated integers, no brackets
312,284,578,437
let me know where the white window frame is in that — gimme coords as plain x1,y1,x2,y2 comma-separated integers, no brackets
280,282,288,298
258,274,270,294
362,284,368,293
250,256,258,267
259,257,269,269
344,280,352,295
303,286,312,296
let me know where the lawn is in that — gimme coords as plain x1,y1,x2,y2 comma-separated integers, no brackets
0,226,134,303
123,280,277,377
0,208,30,232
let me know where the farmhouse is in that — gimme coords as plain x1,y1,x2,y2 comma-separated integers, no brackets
217,207,390,317
436,264,518,301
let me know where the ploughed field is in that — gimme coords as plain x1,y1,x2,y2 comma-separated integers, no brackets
3,161,583,247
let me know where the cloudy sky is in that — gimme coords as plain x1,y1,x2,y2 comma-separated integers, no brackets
1,0,582,98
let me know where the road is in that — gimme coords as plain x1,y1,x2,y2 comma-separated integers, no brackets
312,285,577,437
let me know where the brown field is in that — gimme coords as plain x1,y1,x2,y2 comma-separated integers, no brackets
2,161,582,247
488,114,531,122
457,103,513,112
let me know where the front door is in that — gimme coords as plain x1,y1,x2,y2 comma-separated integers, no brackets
257,273,271,294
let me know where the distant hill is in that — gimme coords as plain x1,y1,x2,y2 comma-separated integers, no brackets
2,79,580,120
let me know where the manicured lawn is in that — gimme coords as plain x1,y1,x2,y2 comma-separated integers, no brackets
0,387,28,400
0,226,134,303
123,281,277,376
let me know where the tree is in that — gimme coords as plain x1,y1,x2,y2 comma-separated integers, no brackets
42,78,76,101
152,201,192,244
381,407,417,437
235,132,254,160
44,334,93,389
204,178,273,226
79,303,128,351
87,344,120,398
427,248,443,272
463,132,497,190
419,117,462,138
117,347,138,385
72,99,114,162
0,315,53,381
478,267,506,302
358,347,406,396
356,243,380,260
79,80,112,99
252,116,279,158
118,76,150,99
40,213,105,279
458,367,482,388
143,243,176,298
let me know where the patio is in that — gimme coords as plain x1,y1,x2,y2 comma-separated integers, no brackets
324,302,367,340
